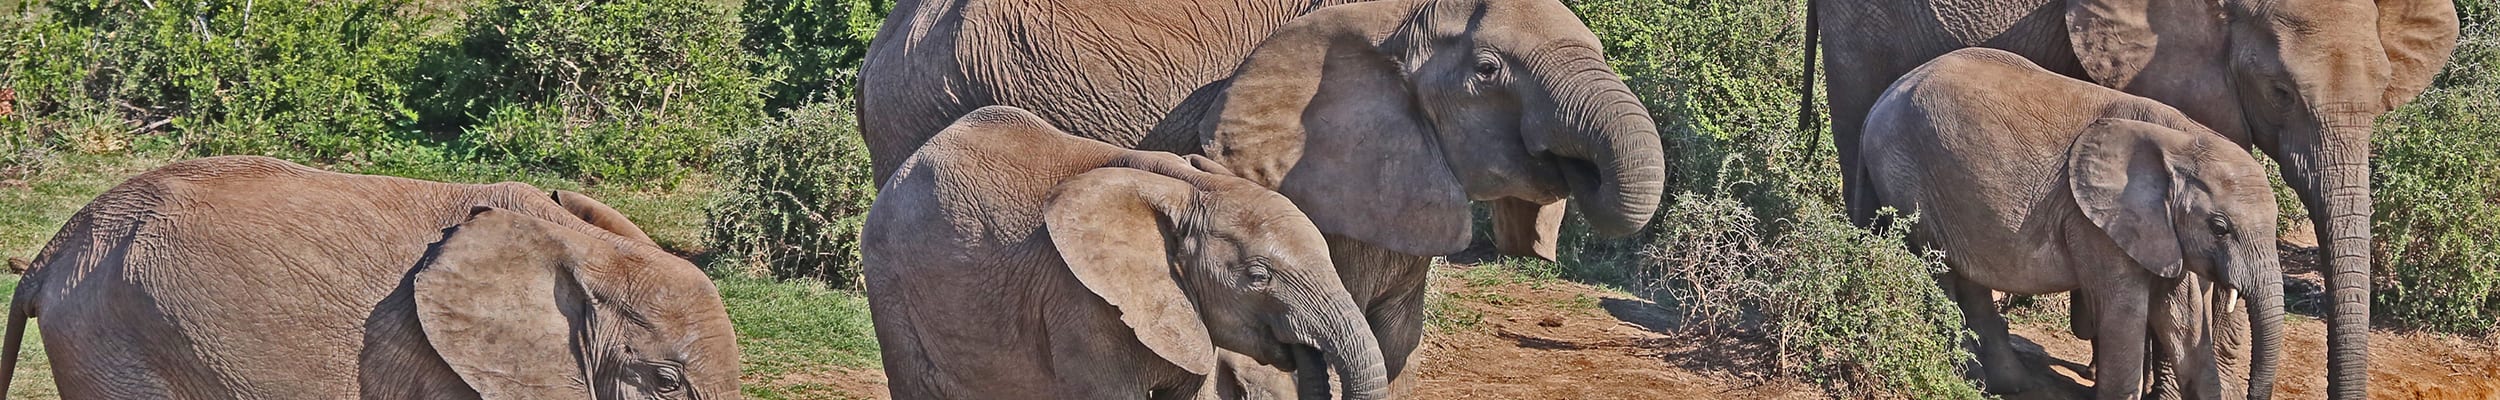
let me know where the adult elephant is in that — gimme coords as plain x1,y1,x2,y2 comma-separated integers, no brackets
860,0,1666,396
1811,0,2459,397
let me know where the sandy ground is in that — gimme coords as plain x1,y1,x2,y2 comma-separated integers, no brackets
791,241,2499,399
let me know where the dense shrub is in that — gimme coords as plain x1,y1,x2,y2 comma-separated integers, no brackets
741,0,890,112
2,0,432,161
416,0,764,184
706,100,879,286
2371,0,2500,334
1564,0,1984,396
1643,187,1980,398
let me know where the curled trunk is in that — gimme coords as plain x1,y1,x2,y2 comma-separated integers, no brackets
1528,49,1665,238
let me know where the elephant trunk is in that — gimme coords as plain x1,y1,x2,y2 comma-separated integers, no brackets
2241,244,2286,400
1527,45,1665,238
1288,295,1388,400
2284,112,2373,399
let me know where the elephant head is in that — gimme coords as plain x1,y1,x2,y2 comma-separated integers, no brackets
1043,157,1388,400
2067,1,2458,395
2070,119,2287,400
412,207,740,399
1197,0,1666,256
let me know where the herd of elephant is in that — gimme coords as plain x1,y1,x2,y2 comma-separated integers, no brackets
0,0,2458,399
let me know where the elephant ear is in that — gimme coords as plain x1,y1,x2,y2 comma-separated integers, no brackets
1196,1,1472,256
2066,0,2159,87
2069,119,2190,278
2066,0,2230,91
1043,168,1215,375
414,207,597,398
2376,0,2460,109
551,190,655,245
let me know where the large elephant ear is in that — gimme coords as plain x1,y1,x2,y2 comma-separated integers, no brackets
1043,168,1215,375
414,207,597,399
1196,1,1472,256
551,190,655,245
2069,119,2189,278
2067,0,2159,87
2376,0,2460,109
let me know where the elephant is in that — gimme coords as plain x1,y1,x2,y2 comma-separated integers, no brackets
860,0,1666,396
861,106,1388,400
1861,48,2287,400
0,156,739,399
1811,0,2458,396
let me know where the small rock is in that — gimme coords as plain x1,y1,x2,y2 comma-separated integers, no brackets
1537,316,1564,327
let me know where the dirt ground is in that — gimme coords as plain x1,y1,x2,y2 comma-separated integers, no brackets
795,242,2499,399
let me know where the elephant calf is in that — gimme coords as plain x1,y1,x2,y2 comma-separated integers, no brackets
1861,48,2285,400
1,156,739,399
862,106,1386,400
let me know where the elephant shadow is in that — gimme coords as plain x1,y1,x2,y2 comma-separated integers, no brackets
1592,294,2099,398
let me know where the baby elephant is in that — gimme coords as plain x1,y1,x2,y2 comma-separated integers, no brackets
863,106,1386,399
1862,48,2284,400
2,156,738,399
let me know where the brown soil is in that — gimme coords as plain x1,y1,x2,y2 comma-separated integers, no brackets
782,244,2499,399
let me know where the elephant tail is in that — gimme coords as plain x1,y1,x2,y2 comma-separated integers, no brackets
1798,0,1822,156
1,277,32,398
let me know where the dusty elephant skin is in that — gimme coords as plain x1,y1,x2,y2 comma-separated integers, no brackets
861,106,1386,400
860,1,1665,396
1863,49,2288,400
0,156,739,399
1813,0,2459,397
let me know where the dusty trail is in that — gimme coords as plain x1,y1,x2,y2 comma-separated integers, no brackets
790,247,2499,399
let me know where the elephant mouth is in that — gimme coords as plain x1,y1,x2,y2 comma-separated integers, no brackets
1552,155,1603,203
1272,343,1322,372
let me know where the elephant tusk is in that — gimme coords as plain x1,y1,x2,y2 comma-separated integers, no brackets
2225,290,2242,314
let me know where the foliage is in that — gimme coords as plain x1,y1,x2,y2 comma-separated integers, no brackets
707,100,879,286
1642,188,1981,398
2371,0,2500,334
1566,0,1984,396
420,0,765,185
741,0,889,112
2,0,433,161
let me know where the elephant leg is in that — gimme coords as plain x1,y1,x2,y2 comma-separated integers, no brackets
2149,275,2222,400
2088,279,2153,400
2073,287,2098,341
1490,198,1565,261
1945,273,2036,394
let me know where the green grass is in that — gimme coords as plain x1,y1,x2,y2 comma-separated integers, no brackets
0,151,877,398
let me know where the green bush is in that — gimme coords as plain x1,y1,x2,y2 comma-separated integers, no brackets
1642,188,1981,398
707,100,879,286
741,0,889,112
2372,0,2499,334
1570,1,1984,396
418,0,764,184
3,0,432,161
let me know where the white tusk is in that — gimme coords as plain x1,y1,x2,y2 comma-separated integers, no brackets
2224,291,2243,314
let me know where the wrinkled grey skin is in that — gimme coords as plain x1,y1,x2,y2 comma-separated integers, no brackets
1813,1,2457,396
860,0,1666,397
0,156,739,399
862,106,1387,400
1863,49,2286,400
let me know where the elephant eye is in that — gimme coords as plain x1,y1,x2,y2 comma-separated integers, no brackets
654,365,685,393
2209,215,2235,236
1243,261,1274,289
1473,53,1502,77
